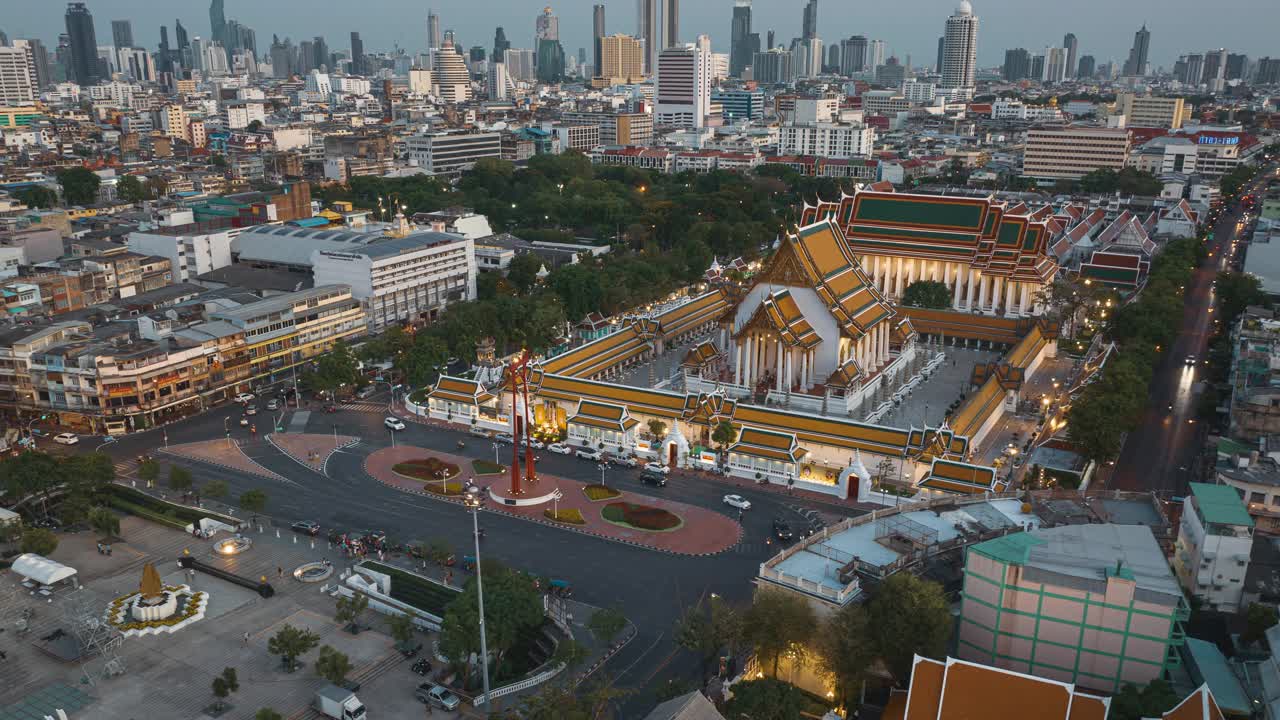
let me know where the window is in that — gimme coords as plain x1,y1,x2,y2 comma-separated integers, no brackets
1251,492,1267,505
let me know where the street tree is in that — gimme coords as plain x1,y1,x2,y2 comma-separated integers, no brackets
439,563,544,685
202,480,228,500
711,420,737,456
387,613,415,645
301,340,361,396
20,527,58,555
902,280,952,309
267,624,319,671
817,603,876,709
117,175,146,203
674,595,742,683
551,637,588,670
334,593,369,633
88,507,121,540
868,573,952,683
239,489,268,514
254,710,283,720
646,419,667,440
1214,271,1268,324
144,176,168,199
723,678,805,720
1244,602,1279,646
57,167,101,206
14,185,58,208
505,252,544,296
743,587,818,677
514,679,630,720
167,465,193,492
138,458,160,486
397,333,449,388
315,645,352,686
587,606,628,647
0,451,60,507
210,667,239,712
1108,679,1180,720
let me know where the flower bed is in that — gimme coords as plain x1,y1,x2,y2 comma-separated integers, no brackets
105,584,209,636
543,507,586,525
601,502,682,531
421,480,465,496
582,484,622,502
472,459,506,475
392,457,461,482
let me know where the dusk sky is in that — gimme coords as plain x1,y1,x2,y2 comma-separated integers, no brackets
6,0,1274,71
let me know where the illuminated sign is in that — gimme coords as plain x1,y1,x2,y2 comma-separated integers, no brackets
1197,135,1239,146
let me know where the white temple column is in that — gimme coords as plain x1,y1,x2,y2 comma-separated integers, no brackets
978,276,989,310
882,322,891,360
799,351,808,390
893,257,904,297
952,267,964,309
720,327,727,350
776,339,784,392
744,335,754,386
1019,283,1030,316
735,341,743,386
1005,282,1016,318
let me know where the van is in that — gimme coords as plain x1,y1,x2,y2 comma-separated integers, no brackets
640,468,667,487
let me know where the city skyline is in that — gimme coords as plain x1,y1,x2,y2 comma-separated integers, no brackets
6,0,1275,71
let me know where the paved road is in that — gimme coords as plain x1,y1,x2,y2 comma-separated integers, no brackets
1109,165,1277,495
87,394,861,716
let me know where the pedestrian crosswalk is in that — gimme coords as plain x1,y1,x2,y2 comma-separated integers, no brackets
340,401,388,413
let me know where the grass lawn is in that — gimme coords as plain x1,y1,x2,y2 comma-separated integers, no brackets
392,457,460,483
472,459,506,475
601,502,683,531
543,507,586,525
421,480,465,496
582,483,622,502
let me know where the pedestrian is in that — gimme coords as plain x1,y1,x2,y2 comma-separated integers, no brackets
106,544,112,556
243,632,250,645
96,542,103,555
277,566,283,579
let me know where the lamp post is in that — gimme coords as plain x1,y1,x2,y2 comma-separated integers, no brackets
597,462,609,488
463,487,491,714
492,441,500,465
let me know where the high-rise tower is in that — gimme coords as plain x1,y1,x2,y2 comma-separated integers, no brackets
1062,33,1077,79
592,4,606,76
637,0,658,75
1123,24,1150,76
209,0,226,46
940,0,978,93
64,2,101,85
729,0,755,78
801,0,818,41
111,20,133,50
663,0,679,47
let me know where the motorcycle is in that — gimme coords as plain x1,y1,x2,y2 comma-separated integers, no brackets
456,440,466,449
410,658,432,676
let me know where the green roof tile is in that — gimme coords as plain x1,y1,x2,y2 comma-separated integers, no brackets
971,531,1044,565
1189,482,1254,528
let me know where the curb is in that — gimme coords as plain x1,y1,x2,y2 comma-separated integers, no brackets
266,433,360,477
574,623,639,686
361,454,743,558
160,441,287,482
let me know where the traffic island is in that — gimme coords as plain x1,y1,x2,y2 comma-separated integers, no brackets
268,432,358,473
162,439,285,481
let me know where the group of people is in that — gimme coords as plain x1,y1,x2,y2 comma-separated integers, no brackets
95,542,113,555
333,532,386,560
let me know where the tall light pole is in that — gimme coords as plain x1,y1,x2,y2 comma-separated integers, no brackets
463,487,491,714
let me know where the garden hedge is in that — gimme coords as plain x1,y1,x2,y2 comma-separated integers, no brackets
360,560,460,616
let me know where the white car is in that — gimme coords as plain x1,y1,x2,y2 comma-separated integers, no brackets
575,448,604,461
547,443,572,455
493,432,514,444
523,438,545,450
53,432,79,445
384,417,406,431
607,454,639,468
233,392,255,403
723,494,751,511
644,462,670,475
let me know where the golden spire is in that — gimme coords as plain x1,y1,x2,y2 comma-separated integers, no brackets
139,562,163,601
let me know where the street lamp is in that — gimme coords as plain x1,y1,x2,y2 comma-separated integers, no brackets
492,441,500,465
597,462,609,487
463,486,492,714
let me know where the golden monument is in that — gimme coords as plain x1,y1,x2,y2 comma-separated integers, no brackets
139,562,164,603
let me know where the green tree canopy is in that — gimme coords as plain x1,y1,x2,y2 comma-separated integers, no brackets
1215,271,1268,324
202,479,228,500
267,624,319,670
505,252,545,296
117,175,146,203
168,464,193,492
674,595,741,683
301,340,361,394
743,587,818,677
239,489,268,514
1108,679,1180,720
723,678,805,720
57,166,101,206
439,562,545,686
21,527,59,555
13,185,58,208
587,606,628,646
868,573,953,683
1244,602,1279,646
315,645,352,686
817,603,877,708
902,280,953,309
89,507,121,539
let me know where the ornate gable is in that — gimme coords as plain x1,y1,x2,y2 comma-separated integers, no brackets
754,235,817,287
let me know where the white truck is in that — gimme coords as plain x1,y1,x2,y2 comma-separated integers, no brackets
314,684,367,720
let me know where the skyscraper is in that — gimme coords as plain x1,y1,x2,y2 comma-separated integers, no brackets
1077,54,1095,79
432,32,471,102
209,0,226,46
1122,24,1149,76
868,39,886,70
940,0,978,92
1002,48,1030,81
493,27,510,60
1042,47,1067,84
312,36,329,71
663,0,679,48
535,6,559,42
64,2,101,85
592,4,606,76
158,25,172,73
598,34,644,83
1183,53,1203,85
1225,53,1247,81
427,10,442,53
18,38,52,88
656,41,710,128
936,36,945,74
1062,33,1077,79
175,19,189,52
111,20,133,50
1202,48,1227,89
801,0,818,41
536,38,565,82
767,30,775,51
729,0,755,78
0,46,36,104
637,0,658,75
350,32,364,75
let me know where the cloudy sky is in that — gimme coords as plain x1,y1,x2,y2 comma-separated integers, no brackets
8,0,1275,70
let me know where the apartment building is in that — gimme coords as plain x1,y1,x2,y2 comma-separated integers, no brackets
406,131,503,177
560,111,653,146
1115,93,1190,129
1022,127,1131,180
310,233,477,333
128,225,235,282
861,90,911,117
550,123,600,153
778,122,876,159
1173,483,1253,613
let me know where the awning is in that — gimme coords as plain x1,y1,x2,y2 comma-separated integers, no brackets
11,553,78,585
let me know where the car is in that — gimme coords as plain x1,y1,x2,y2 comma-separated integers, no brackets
1185,354,1197,366
644,462,670,475
53,432,79,445
415,683,460,711
575,448,604,461
357,385,378,399
239,417,250,427
234,392,255,403
384,417,406,431
640,468,667,486
723,494,751,511
266,399,279,411
772,518,795,542
359,530,387,544
523,438,545,450
548,442,572,455
469,427,492,438
291,520,321,536
607,453,639,468
494,432,514,444
244,405,258,416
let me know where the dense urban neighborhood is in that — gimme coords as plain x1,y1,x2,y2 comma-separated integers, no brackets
1,1,1280,719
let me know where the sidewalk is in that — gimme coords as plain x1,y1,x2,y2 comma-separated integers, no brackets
364,445,743,556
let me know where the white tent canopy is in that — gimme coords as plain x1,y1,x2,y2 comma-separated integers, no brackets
0,507,19,524
11,553,78,586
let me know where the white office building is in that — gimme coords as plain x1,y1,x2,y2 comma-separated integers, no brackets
127,228,234,282
1173,483,1253,613
406,131,503,177
656,43,712,129
0,46,35,104
778,122,875,159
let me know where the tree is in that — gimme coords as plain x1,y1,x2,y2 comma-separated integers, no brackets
202,480,228,500
902,280,953,309
254,710,283,720
439,563,544,687
267,624,320,671
1215,271,1267,324
89,507,121,540
144,175,168,199
138,458,160,486
315,645,353,686
387,613,416,645
334,593,369,632
301,340,361,395
239,489,268,514
13,185,58,209
20,527,58,556
587,606,628,647
817,603,876,708
711,420,737,456
551,637,588,670
515,679,630,720
868,573,952,683
1108,679,1181,720
210,667,239,712
167,464,193,492
57,166,101,206
246,119,263,133
723,678,805,720
117,175,146,203
674,595,741,683
743,588,818,677
646,419,667,439
505,253,545,296
210,154,228,168
1244,602,1279,646
397,333,450,388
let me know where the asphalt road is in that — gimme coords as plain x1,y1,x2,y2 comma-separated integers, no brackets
1109,165,1277,495
85,396,861,716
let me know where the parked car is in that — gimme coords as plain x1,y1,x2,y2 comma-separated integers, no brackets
524,438,546,450
607,454,639,468
644,462,670,475
575,448,603,461
239,417,250,427
234,392,255,403
244,405,258,416
469,427,492,438
266,399,279,411
1185,354,1197,366
640,468,667,487
772,518,795,542
415,683,460,711
291,520,321,536
723,494,752,511
357,385,378,399
384,417,406,431
53,432,79,445
494,432,514,444
547,443,572,455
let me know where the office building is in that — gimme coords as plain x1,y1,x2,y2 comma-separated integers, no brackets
801,0,818,40
1062,33,1077,79
487,61,510,99
778,123,875,159
127,226,233,282
655,43,711,128
65,2,101,85
1116,93,1188,129
493,26,510,60
504,48,535,82
1173,483,1252,614
1022,127,1130,180
1002,47,1030,81
117,46,155,83
729,0,757,78
711,89,764,121
14,39,51,89
1256,57,1280,85
562,111,653,146
663,0,679,47
592,4,606,76
637,0,658,75
868,39,886,70
0,46,36,105
208,0,226,45
535,5,559,43
941,0,979,93
1042,47,1068,84
935,36,945,74
1122,24,1150,76
958,524,1189,693
536,38,565,83
902,80,936,104
407,131,502,176
111,20,133,50
426,9,441,53
349,32,364,75
794,38,823,80
1077,54,1095,79
1225,53,1247,81
753,47,793,85
596,34,645,84
1202,48,1227,90
311,232,477,333
841,35,867,74
432,34,472,103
